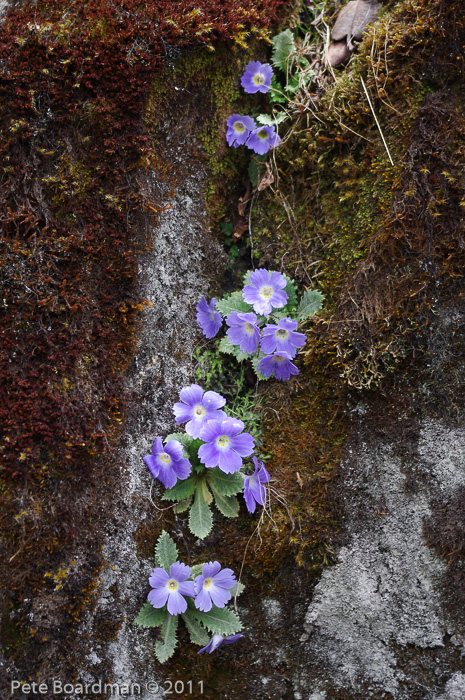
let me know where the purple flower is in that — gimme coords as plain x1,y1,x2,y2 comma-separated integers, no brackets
242,269,288,316
226,114,256,147
147,562,195,616
197,633,244,654
196,297,222,339
143,437,192,489
257,351,299,381
173,384,227,439
240,60,273,94
246,125,281,155
194,562,236,612
226,311,260,354
260,318,306,358
243,457,271,513
198,418,255,474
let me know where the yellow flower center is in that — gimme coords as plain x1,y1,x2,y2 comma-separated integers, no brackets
216,435,229,448
159,452,171,464
260,285,273,299
253,74,265,85
274,356,285,363
244,322,255,335
276,329,288,339
168,580,178,590
235,121,245,132
203,578,212,588
257,129,268,140
194,405,205,417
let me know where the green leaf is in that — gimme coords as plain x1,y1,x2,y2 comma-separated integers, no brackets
256,112,288,126
296,289,324,320
154,613,178,663
284,75,301,94
218,336,250,362
248,154,268,187
189,488,213,539
165,432,195,449
185,605,242,635
207,468,244,496
181,613,210,646
155,530,178,571
271,29,296,72
200,479,213,505
230,581,245,598
216,291,251,317
189,563,204,578
283,274,298,310
211,488,240,518
243,270,252,286
134,602,166,628
268,75,287,104
162,477,196,502
174,497,192,514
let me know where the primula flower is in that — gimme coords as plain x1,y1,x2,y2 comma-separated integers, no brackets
260,318,307,358
246,125,281,155
243,456,271,514
197,633,244,655
226,311,260,354
198,418,255,473
242,269,288,316
173,384,226,439
194,562,236,612
257,351,299,381
148,562,195,616
196,297,222,339
143,437,192,489
226,114,256,147
240,60,273,94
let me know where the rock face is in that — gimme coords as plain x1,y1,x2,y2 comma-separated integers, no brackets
303,414,465,698
71,161,223,692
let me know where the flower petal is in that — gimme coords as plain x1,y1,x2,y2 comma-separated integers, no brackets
147,587,169,609
179,384,204,406
167,590,187,615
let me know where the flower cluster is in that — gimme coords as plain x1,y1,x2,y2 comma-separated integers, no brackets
197,269,307,381
226,62,281,155
148,560,236,616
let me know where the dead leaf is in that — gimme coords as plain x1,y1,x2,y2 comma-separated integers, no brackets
296,472,304,489
327,39,353,67
331,0,381,50
232,218,248,242
257,162,275,192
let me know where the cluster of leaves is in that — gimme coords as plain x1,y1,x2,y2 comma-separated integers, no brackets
135,532,243,662
215,270,324,379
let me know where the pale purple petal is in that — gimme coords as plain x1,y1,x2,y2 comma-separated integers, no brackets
173,402,194,423
218,449,242,473
171,457,192,481
209,584,232,609
169,562,191,581
199,419,222,443
202,561,222,579
231,432,255,456
226,114,256,147
178,580,196,597
244,487,257,513
164,439,184,462
212,568,236,588
147,587,169,609
198,441,221,469
194,587,213,612
149,568,169,588
143,454,160,479
203,391,227,410
167,589,187,615
179,384,204,406
196,297,222,339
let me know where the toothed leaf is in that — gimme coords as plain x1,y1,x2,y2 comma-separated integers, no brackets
154,613,178,663
206,468,244,496
215,291,251,317
188,488,213,539
185,605,242,635
155,530,178,571
296,289,324,319
135,602,166,628
181,613,210,646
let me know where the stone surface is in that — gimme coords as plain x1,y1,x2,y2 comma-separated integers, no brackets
303,416,465,698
